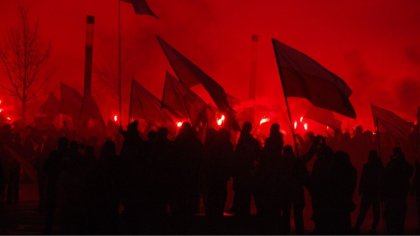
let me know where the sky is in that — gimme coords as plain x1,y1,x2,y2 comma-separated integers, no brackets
0,0,420,130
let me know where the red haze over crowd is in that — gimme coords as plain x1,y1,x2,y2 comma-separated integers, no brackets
0,0,420,131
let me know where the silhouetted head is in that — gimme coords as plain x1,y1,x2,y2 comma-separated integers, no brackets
269,123,281,138
218,128,231,142
283,145,294,158
343,132,351,140
58,137,68,150
354,126,363,135
101,140,116,160
147,130,158,141
85,146,95,159
241,122,252,135
158,127,169,140
181,122,192,130
392,147,405,160
127,120,139,134
70,141,79,152
178,122,193,137
304,131,315,141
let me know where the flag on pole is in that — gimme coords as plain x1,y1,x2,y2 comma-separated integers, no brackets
162,72,207,126
371,104,411,140
79,95,106,131
130,79,174,126
40,93,60,118
305,105,342,130
60,83,83,120
157,36,234,113
121,0,158,18
157,36,239,130
272,39,356,118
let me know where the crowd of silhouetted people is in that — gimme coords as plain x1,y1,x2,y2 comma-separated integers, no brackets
0,120,420,234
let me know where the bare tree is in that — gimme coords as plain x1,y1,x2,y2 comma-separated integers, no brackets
0,6,51,125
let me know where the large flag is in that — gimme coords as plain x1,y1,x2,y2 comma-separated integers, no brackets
121,0,158,18
371,104,411,141
130,79,174,126
157,36,234,113
162,72,207,126
40,93,60,118
157,36,239,130
60,83,83,120
305,105,342,130
272,39,356,118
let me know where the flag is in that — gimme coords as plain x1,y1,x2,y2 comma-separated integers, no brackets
40,93,60,118
121,0,158,18
79,95,106,131
305,105,342,130
157,36,234,113
157,36,239,130
162,72,207,126
272,39,356,118
130,79,174,126
60,83,83,120
371,104,411,140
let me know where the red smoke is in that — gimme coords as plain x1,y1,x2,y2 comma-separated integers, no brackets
0,0,420,130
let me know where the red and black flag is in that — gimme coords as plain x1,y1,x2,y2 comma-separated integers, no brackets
130,79,174,127
157,36,239,130
40,93,60,119
121,0,158,18
60,83,83,120
272,39,356,118
305,105,342,130
371,104,411,141
79,95,106,132
162,72,207,126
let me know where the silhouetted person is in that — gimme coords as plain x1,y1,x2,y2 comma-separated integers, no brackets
283,145,310,234
413,160,420,233
7,158,20,205
85,140,120,234
150,127,175,218
230,122,260,216
119,120,143,161
354,150,384,234
204,128,233,219
117,121,146,233
37,134,57,210
255,123,284,233
309,136,334,234
330,151,357,234
44,137,68,234
58,141,87,234
383,147,414,234
172,122,203,218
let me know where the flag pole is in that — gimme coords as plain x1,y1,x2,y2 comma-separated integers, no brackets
118,0,123,126
128,78,134,123
376,118,381,156
272,40,299,156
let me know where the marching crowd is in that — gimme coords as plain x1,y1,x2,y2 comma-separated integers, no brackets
0,120,419,234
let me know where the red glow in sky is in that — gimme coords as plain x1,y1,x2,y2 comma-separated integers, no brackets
0,0,420,129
